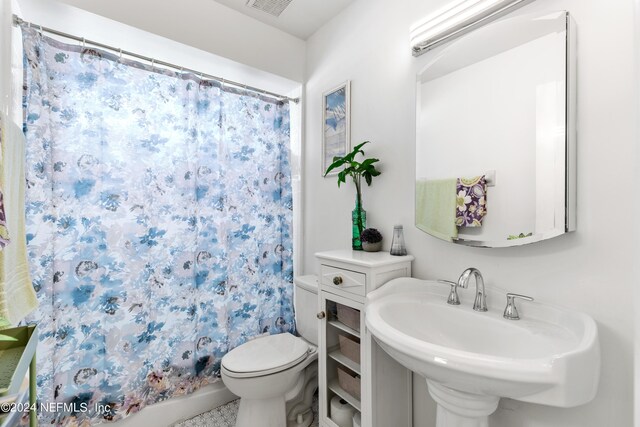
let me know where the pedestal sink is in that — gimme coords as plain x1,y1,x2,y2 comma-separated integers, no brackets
365,278,600,427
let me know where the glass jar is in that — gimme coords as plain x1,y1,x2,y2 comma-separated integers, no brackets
390,225,407,256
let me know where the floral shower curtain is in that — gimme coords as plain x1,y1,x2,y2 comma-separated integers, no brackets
21,28,294,425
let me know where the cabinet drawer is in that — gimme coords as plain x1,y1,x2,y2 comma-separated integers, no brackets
321,265,365,297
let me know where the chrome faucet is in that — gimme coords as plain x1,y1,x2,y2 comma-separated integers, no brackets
437,280,462,305
458,268,487,312
503,293,534,320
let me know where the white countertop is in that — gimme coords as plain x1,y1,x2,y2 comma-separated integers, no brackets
315,249,414,268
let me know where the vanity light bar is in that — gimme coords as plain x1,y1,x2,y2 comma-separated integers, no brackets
409,0,534,56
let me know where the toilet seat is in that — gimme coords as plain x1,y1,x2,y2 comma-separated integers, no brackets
222,333,310,379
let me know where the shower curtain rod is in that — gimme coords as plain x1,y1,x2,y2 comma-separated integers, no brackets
12,15,300,104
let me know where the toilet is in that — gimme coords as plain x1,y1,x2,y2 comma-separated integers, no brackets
221,275,319,427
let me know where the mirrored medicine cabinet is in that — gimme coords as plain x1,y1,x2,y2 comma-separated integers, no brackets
415,11,576,247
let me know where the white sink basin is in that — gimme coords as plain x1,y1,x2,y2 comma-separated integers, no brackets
365,278,600,426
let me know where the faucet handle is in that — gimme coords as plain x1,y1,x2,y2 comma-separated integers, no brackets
503,293,534,320
437,280,461,305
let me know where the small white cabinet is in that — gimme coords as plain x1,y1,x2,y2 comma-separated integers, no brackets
315,250,414,427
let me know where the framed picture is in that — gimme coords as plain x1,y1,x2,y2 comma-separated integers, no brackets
322,81,351,176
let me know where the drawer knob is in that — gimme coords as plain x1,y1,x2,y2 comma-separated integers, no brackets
332,276,343,285
317,311,326,319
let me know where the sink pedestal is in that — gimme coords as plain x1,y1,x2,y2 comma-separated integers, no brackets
427,380,499,427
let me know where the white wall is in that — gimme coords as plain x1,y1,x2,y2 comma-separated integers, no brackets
47,0,306,83
0,0,14,117
14,0,302,95
304,0,636,426
634,2,640,427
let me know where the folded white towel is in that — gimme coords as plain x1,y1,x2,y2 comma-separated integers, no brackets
0,113,38,325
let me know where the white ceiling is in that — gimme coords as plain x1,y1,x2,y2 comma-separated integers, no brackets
213,0,354,39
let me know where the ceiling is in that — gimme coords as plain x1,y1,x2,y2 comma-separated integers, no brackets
213,0,354,39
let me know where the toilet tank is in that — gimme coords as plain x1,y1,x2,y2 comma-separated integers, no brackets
294,275,318,346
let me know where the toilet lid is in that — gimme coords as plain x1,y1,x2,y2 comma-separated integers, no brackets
222,333,309,377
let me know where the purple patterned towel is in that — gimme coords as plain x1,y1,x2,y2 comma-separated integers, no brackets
0,191,9,249
0,117,9,249
455,176,487,227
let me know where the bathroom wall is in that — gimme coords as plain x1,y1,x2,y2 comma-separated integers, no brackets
44,0,306,82
304,0,636,426
636,4,640,426
13,0,302,94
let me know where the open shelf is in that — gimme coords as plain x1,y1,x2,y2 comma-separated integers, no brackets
321,413,341,427
328,319,360,338
318,255,413,427
328,378,361,412
328,346,360,375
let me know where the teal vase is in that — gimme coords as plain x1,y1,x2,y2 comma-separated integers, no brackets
352,197,366,250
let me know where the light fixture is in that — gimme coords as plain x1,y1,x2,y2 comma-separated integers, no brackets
409,0,534,56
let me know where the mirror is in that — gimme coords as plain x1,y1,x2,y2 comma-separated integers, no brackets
415,11,576,248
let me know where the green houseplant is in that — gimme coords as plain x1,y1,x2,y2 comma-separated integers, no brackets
324,141,381,250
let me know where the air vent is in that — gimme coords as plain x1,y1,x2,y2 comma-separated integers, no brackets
246,0,293,17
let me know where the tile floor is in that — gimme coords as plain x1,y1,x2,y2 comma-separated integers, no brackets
173,394,319,427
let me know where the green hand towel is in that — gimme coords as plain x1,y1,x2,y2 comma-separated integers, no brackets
416,178,458,242
0,114,38,325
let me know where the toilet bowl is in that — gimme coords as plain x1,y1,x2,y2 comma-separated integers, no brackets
221,275,319,427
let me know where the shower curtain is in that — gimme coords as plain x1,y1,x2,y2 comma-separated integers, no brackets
21,28,294,425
